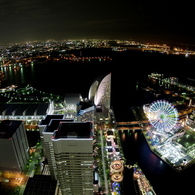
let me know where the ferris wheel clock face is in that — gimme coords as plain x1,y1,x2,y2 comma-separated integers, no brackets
148,100,178,132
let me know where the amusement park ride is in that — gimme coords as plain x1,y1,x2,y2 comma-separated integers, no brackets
147,100,179,132
143,99,195,171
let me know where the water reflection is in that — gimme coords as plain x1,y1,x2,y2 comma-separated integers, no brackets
120,130,195,195
20,68,24,83
31,62,34,75
0,65,31,87
121,132,126,141
134,131,138,141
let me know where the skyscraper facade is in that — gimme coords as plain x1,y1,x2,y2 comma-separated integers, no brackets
42,117,73,179
39,73,112,194
0,120,29,172
51,122,94,195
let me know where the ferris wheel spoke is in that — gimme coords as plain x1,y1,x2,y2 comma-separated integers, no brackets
148,100,178,132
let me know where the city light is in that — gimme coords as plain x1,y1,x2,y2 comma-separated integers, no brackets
1,39,195,194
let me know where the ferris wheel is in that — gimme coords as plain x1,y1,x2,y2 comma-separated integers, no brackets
148,100,178,132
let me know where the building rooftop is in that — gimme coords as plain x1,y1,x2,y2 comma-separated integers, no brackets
23,175,57,195
44,119,73,133
0,103,49,116
14,104,28,115
0,120,23,139
39,114,64,126
53,122,93,139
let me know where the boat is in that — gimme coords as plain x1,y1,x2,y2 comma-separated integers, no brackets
133,164,157,195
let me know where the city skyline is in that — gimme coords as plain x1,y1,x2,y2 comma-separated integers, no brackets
1,46,194,194
1,35,195,194
1,70,195,194
0,0,195,45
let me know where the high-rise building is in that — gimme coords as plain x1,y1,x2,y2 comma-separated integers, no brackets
39,73,112,194
38,114,64,144
0,120,29,172
51,121,94,195
41,116,73,179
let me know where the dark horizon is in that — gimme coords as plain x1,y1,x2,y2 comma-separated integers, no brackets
0,0,195,45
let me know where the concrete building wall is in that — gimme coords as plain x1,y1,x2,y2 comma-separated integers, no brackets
0,121,29,172
52,138,93,195
43,132,57,179
0,139,20,172
12,123,29,171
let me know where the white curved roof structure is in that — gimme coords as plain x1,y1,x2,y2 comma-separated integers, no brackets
94,73,111,109
88,80,99,101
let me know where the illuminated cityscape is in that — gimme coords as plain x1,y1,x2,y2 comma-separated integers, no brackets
0,39,195,72
1,39,195,195
141,74,195,171
0,0,195,194
0,72,126,195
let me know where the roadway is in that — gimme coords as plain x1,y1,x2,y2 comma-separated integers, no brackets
116,126,144,130
100,130,109,194
116,120,149,130
116,120,149,125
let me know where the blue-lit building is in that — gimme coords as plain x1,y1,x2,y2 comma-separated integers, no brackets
39,73,112,195
78,73,112,123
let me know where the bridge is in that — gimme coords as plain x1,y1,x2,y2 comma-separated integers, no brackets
116,120,149,125
116,126,145,130
116,120,149,130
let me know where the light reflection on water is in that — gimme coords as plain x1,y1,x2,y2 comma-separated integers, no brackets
121,132,126,141
1,56,195,195
20,67,24,83
120,130,195,195
134,131,138,141
0,64,36,87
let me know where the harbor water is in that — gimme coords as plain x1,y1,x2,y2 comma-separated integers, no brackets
1,49,195,195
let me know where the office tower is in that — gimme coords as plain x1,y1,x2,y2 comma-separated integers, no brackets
39,73,112,194
39,114,64,178
38,114,64,144
0,120,29,172
42,117,73,179
51,121,94,195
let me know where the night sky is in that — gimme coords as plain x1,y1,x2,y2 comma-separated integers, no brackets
0,0,194,44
